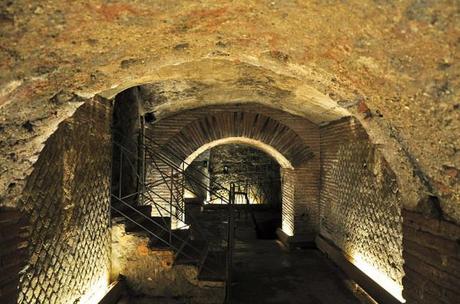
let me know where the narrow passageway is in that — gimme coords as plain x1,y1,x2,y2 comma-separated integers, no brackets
230,217,360,304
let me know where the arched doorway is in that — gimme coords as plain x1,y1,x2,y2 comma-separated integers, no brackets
142,106,319,241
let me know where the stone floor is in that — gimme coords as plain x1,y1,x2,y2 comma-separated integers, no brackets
118,208,362,304
230,220,360,304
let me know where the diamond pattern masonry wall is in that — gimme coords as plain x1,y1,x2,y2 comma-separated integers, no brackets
17,98,113,304
320,117,404,294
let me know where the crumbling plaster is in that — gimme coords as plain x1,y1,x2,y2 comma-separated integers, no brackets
0,0,458,222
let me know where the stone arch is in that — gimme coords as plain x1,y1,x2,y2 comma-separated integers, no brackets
182,137,293,169
159,111,314,169
98,58,350,125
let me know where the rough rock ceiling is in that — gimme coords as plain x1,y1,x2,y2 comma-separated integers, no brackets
0,0,458,221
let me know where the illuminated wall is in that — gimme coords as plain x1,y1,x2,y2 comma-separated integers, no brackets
320,117,404,302
281,168,295,236
17,99,112,304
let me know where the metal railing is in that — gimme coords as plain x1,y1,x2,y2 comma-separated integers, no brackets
110,128,235,303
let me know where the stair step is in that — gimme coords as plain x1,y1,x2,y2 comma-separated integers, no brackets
198,251,227,282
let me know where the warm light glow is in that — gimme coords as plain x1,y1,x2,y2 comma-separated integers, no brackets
184,189,197,199
351,254,405,303
171,214,187,230
282,219,294,236
79,274,110,304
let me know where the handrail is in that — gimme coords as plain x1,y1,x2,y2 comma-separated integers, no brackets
145,147,230,203
116,141,214,242
111,135,228,280
111,127,233,295
113,139,225,244
113,131,231,204
142,132,232,195
123,139,225,242
146,148,231,204
113,141,214,254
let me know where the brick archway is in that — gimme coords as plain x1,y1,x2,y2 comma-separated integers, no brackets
145,104,321,238
160,111,314,168
182,137,294,169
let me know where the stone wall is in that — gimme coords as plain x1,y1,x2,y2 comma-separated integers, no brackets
112,87,142,205
402,210,460,304
111,223,225,303
208,144,281,206
320,117,404,298
17,98,112,304
0,208,29,304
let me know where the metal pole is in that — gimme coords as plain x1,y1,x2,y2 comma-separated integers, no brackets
225,183,235,303
139,116,145,206
181,162,185,226
169,166,174,243
119,150,123,199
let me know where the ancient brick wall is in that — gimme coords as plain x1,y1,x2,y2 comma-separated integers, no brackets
17,98,112,304
320,117,404,294
0,208,29,304
294,165,320,236
402,210,460,304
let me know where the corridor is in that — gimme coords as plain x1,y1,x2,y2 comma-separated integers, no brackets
1,2,459,302
231,217,361,304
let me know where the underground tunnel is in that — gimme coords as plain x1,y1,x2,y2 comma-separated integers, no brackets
0,1,459,304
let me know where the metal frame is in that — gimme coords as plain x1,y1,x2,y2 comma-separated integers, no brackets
110,128,235,302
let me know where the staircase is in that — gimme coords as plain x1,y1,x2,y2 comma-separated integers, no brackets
110,129,235,302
